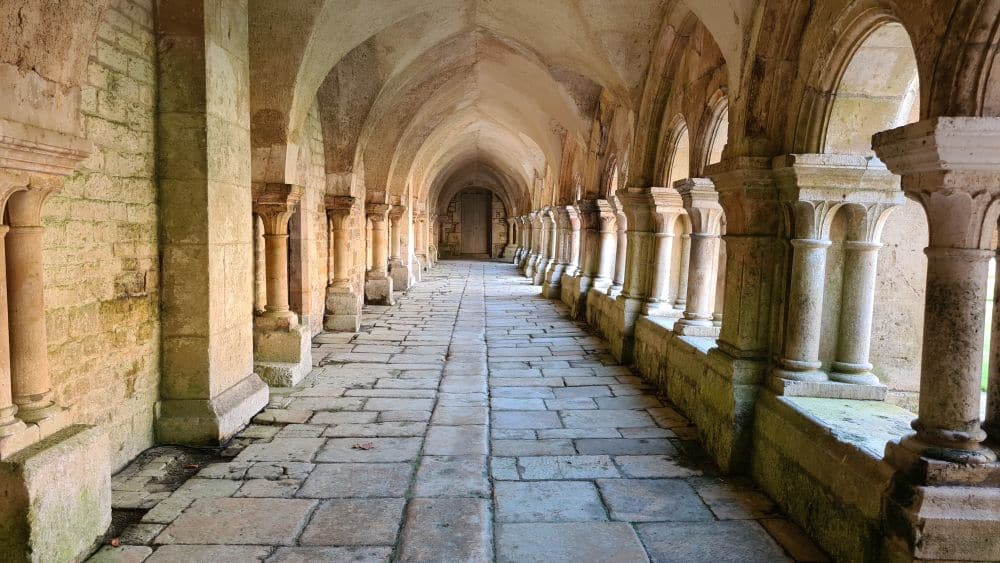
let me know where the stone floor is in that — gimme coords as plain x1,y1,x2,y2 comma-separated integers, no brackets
92,260,827,562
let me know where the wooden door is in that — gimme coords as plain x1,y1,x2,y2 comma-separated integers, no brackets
461,192,491,255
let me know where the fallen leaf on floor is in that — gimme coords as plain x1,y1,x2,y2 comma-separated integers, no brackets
351,442,375,450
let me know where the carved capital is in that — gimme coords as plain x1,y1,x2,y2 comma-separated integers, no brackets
705,157,780,236
674,178,723,235
389,205,407,221
366,203,391,222
253,183,303,235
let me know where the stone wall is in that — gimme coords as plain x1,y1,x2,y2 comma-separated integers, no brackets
44,0,158,471
289,104,329,335
438,188,508,257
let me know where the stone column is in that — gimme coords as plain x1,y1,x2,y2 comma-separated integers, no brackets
673,234,691,309
413,210,426,272
564,206,582,277
252,184,311,387
388,205,409,291
772,234,831,386
643,189,685,317
829,240,883,385
612,188,657,361
365,203,394,304
543,206,572,298
5,188,62,426
524,212,540,277
533,211,554,285
504,216,518,259
594,201,617,292
609,198,628,297
0,186,26,444
674,178,723,336
875,118,998,466
324,195,361,332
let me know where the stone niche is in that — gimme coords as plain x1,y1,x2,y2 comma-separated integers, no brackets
438,188,509,258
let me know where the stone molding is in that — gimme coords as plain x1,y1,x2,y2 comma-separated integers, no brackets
0,119,90,178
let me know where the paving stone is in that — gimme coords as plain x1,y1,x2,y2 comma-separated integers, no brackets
491,457,520,480
491,428,536,439
596,395,663,409
491,397,547,410
147,545,272,562
691,478,779,519
299,499,405,546
536,428,620,439
437,392,487,406
496,522,649,563
235,479,302,498
495,481,607,522
120,523,165,545
516,455,620,479
491,410,562,429
274,424,327,438
364,397,435,411
552,386,612,398
413,455,489,497
424,425,488,455
378,410,432,422
309,411,378,424
141,497,193,524
492,439,575,456
286,397,366,411
346,388,437,398
637,521,792,562
376,378,439,389
268,547,393,563
431,406,487,425
439,377,487,393
759,518,830,562
155,498,316,545
89,545,154,563
598,479,715,522
575,438,677,456
614,455,702,478
397,498,492,561
172,478,242,499
297,462,413,498
620,426,675,438
239,425,282,439
491,387,555,399
564,376,620,386
246,461,315,480
233,438,325,463
322,421,427,437
561,409,655,428
647,406,689,428
316,437,423,462
545,398,597,410
254,409,314,424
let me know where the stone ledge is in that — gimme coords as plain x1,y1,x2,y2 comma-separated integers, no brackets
156,373,269,445
768,378,888,401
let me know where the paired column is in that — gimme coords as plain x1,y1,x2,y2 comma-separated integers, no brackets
533,211,554,285
772,230,831,384
365,203,394,305
523,212,541,277
609,197,628,296
643,188,685,317
673,235,691,309
324,195,361,332
592,200,617,292
674,178,724,336
253,184,311,386
543,206,574,297
612,188,657,361
875,119,997,465
388,205,409,291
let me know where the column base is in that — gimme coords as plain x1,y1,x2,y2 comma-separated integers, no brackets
0,425,111,563
389,260,410,291
642,300,684,317
325,288,361,332
608,295,645,363
365,275,394,305
503,244,518,259
673,318,721,337
883,441,1000,561
768,375,888,400
565,274,594,319
542,263,566,296
254,324,312,387
532,259,549,285
156,373,269,445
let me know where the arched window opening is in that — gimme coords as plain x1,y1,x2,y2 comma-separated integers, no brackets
667,124,690,185
706,106,729,166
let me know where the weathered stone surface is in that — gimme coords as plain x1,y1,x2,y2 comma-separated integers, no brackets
496,522,649,563
147,545,272,562
299,499,405,546
397,498,492,561
297,463,413,498
424,425,488,456
598,479,715,521
316,437,423,462
637,521,791,562
269,546,392,563
413,455,489,497
233,438,324,463
156,498,316,545
495,481,607,522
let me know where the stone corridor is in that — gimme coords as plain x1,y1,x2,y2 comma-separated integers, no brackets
92,261,822,562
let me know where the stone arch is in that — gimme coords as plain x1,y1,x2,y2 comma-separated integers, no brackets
659,116,691,186
701,92,730,171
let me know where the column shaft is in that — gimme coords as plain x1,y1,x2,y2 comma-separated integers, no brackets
646,232,674,306
610,215,627,294
674,234,691,308
830,241,881,385
0,226,23,435
595,225,616,283
773,238,830,382
264,233,291,315
680,233,718,325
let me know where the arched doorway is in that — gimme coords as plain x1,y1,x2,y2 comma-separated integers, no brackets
460,189,492,256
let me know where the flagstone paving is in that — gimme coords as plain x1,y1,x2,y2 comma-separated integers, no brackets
91,260,827,562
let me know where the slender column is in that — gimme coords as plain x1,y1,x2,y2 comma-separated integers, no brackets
254,184,304,329
609,207,628,296
874,118,996,464
326,196,355,290
369,205,390,277
673,234,691,309
594,206,617,290
389,206,403,261
829,241,882,384
565,206,581,276
0,221,24,437
772,238,830,383
713,236,726,326
643,188,684,316
5,189,60,423
677,233,719,326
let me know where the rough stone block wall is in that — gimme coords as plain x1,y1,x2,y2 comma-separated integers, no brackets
289,104,329,335
490,196,509,257
44,0,158,471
